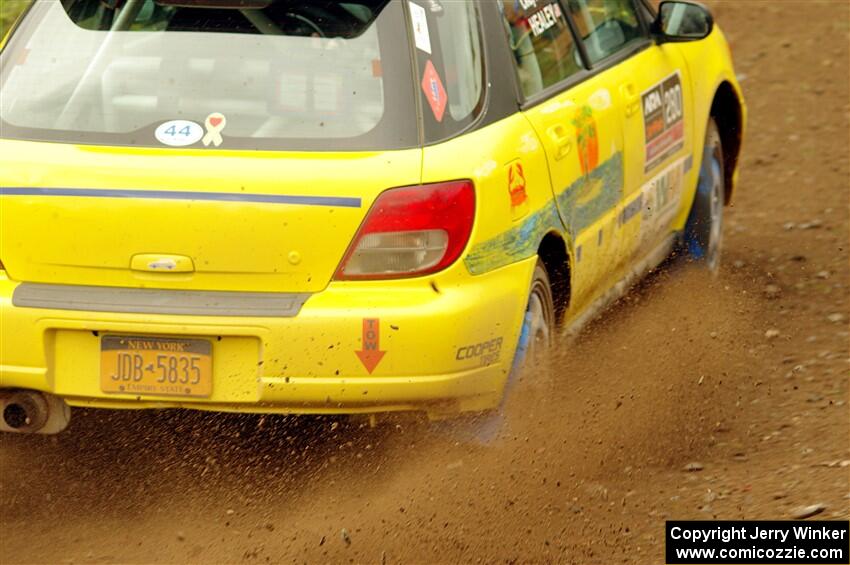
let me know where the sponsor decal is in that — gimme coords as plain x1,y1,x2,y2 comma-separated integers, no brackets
202,112,226,147
508,161,529,208
456,338,503,367
573,105,599,176
562,151,623,235
507,160,530,221
526,1,563,37
637,156,687,246
617,155,690,253
465,153,624,275
642,72,684,172
620,194,643,225
465,199,561,275
420,60,447,122
409,2,432,54
155,120,203,147
467,110,621,274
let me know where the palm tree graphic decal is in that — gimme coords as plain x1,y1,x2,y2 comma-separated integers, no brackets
573,105,599,176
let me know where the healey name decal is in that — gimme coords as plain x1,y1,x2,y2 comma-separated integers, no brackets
527,1,564,37
642,72,684,172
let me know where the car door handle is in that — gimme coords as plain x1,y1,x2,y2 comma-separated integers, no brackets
620,83,640,118
546,124,573,161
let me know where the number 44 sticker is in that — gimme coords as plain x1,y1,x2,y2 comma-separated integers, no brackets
155,120,204,147
166,124,192,137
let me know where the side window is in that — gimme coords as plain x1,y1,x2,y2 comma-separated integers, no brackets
412,0,485,142
498,0,584,99
565,0,645,65
433,1,484,122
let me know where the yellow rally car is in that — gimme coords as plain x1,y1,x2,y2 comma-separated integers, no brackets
0,0,744,433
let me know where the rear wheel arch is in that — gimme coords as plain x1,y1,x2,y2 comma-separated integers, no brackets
709,81,744,204
537,232,571,328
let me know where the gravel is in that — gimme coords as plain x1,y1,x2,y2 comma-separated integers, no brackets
790,504,827,519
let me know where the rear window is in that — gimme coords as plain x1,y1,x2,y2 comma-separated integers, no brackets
0,0,418,151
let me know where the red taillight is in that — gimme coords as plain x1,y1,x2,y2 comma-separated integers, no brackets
335,180,475,280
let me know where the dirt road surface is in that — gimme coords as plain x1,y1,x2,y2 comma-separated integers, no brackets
2,2,848,563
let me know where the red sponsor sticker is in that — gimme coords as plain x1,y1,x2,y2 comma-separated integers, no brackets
420,60,447,122
508,162,528,207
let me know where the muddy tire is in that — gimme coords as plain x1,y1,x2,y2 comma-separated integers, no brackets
683,118,725,273
520,259,555,368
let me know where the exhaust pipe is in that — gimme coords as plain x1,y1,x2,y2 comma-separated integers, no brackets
0,390,71,434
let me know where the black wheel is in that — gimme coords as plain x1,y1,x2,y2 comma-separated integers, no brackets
684,118,725,273
520,259,555,368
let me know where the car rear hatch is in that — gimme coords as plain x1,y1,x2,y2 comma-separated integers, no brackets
0,142,421,293
0,0,421,294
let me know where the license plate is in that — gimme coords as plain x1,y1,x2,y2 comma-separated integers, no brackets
100,335,212,398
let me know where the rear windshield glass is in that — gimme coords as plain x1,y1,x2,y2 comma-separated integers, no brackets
0,0,418,151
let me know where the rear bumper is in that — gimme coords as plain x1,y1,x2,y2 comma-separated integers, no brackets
0,258,535,417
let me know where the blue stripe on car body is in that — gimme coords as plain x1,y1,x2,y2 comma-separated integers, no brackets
0,187,361,208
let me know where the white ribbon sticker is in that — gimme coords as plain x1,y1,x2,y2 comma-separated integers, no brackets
409,2,431,54
202,113,227,147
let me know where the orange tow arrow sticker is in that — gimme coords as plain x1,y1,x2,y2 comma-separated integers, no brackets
355,318,386,374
